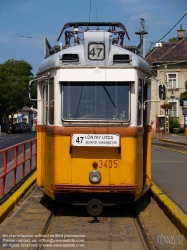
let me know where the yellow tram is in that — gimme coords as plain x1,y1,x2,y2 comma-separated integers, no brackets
29,22,152,216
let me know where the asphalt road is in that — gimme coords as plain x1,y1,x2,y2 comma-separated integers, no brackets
0,131,36,173
152,140,187,213
0,132,36,150
0,132,37,197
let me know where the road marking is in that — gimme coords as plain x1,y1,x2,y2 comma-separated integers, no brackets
0,136,19,143
152,160,185,163
152,144,187,155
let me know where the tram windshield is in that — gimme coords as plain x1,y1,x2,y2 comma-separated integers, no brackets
62,82,130,122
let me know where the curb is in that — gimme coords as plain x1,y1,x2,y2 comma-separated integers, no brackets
0,172,36,224
157,138,187,146
151,182,187,236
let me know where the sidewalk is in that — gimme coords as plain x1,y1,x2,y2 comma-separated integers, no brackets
151,133,187,236
0,132,12,136
157,133,187,145
0,132,8,136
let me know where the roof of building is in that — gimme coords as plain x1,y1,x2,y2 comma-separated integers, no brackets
146,36,187,65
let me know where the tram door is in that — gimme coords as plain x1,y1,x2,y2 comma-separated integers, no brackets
42,84,51,189
142,79,147,185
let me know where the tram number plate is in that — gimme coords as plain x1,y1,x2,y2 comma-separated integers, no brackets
98,160,118,168
72,134,120,147
88,43,105,60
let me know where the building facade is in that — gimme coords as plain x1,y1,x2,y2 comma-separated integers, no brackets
146,25,187,131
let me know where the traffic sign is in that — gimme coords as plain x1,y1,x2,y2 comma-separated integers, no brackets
183,100,187,108
183,108,187,115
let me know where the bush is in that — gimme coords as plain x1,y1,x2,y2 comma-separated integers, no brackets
176,127,185,134
169,117,181,133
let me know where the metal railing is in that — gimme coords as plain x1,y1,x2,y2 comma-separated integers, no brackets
0,139,36,197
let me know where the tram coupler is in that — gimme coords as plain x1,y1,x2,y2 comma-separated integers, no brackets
86,199,103,221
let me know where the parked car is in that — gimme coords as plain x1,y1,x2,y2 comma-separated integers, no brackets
24,123,31,132
12,123,25,133
19,122,31,132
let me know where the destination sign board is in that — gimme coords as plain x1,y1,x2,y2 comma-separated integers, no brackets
72,134,120,147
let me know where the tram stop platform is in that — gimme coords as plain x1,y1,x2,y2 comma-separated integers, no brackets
151,133,187,236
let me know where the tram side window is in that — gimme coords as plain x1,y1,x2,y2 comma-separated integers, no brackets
138,79,143,125
43,85,48,125
49,79,54,124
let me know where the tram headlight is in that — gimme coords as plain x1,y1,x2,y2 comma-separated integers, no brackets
89,170,101,183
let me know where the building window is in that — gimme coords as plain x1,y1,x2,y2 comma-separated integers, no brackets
167,73,178,89
168,100,178,117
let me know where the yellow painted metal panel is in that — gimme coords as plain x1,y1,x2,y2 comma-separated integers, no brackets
53,136,71,183
71,147,119,184
136,135,143,198
136,136,143,171
146,130,152,185
120,137,137,184
37,133,145,200
36,131,45,186
45,135,54,190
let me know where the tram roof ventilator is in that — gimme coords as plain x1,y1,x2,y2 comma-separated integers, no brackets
61,53,79,63
113,54,131,64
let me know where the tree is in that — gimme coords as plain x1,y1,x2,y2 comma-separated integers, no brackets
168,37,178,42
179,81,187,106
0,59,34,131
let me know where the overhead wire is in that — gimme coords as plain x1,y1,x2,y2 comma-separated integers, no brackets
146,13,187,55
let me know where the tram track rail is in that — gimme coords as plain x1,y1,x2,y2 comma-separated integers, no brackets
1,186,186,250
30,202,155,250
129,203,155,250
31,210,55,250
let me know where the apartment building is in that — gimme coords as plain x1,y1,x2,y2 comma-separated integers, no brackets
146,25,187,131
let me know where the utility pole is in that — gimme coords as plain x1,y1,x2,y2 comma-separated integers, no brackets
135,18,148,58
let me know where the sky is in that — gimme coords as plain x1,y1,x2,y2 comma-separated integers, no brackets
0,0,187,76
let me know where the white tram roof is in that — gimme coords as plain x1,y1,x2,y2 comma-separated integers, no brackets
37,22,151,75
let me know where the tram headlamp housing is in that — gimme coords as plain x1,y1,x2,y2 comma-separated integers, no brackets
89,170,101,183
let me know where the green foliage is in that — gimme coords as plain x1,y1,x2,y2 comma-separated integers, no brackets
175,127,184,134
168,37,178,42
169,117,181,133
0,59,34,126
184,81,187,91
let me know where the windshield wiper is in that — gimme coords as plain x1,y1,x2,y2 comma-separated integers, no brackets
75,85,116,118
103,86,116,108
75,86,83,118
